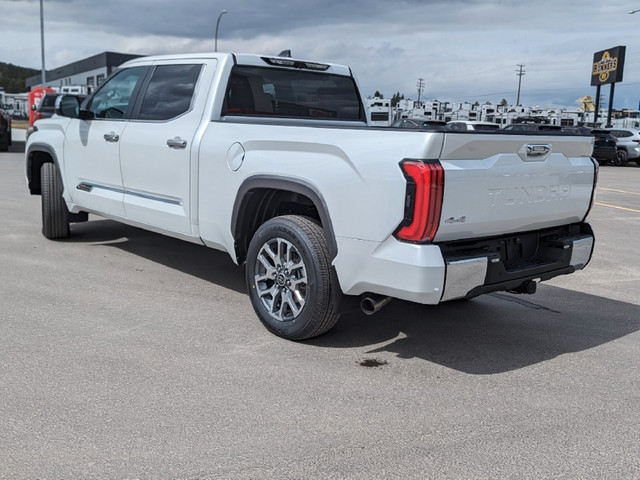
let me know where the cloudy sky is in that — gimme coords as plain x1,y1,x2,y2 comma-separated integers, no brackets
3,0,640,109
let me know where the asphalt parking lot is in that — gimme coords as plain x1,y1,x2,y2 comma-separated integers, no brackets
1,144,639,479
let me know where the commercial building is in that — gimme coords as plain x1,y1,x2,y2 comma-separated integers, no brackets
25,51,143,93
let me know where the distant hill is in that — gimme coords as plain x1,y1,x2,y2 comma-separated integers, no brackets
0,62,39,93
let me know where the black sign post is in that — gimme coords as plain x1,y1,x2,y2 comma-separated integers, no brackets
591,46,626,127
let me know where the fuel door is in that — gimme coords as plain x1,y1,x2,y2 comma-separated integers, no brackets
227,142,245,171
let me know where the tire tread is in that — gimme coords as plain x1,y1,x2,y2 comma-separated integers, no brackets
41,163,70,239
247,215,339,340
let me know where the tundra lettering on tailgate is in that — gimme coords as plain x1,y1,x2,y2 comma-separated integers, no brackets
487,184,571,207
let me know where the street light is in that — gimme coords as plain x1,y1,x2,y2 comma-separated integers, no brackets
629,9,640,14
215,9,228,52
40,0,46,84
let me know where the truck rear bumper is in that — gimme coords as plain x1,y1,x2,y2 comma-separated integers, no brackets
334,223,594,305
441,230,593,301
440,222,594,301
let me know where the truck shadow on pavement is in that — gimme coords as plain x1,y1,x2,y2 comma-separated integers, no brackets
67,219,640,375
66,219,247,294
312,290,640,374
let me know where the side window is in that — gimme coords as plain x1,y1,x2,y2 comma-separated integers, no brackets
88,67,147,119
138,64,203,121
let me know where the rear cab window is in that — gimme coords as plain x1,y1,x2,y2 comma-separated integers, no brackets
222,65,365,122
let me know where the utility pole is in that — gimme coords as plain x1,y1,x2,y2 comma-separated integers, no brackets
417,78,425,105
515,64,526,106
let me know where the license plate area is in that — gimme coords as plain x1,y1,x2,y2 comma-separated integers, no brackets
439,223,593,284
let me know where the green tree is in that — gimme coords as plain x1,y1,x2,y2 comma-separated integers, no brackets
0,62,39,93
390,92,405,107
373,90,384,99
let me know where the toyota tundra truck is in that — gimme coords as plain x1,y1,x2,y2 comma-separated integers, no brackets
25,52,597,340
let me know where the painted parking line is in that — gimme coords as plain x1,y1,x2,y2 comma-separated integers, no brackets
595,202,640,213
598,187,640,196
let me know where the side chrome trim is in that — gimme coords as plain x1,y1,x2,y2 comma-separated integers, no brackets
75,182,182,206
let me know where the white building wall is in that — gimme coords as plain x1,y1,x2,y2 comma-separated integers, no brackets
1,92,30,120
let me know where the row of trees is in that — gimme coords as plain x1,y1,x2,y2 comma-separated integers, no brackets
0,62,39,93
373,90,406,107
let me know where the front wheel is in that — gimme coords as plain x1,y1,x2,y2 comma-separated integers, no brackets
0,132,8,152
246,215,340,340
40,162,70,239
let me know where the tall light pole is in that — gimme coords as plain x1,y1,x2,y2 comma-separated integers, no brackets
215,9,228,52
40,0,46,84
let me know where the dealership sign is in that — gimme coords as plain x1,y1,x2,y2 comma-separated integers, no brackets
591,46,626,86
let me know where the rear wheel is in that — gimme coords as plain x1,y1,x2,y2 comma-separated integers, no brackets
41,162,70,239
246,215,339,340
615,149,628,166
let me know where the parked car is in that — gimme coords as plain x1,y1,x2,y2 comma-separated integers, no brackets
446,120,500,131
503,123,562,132
591,129,619,165
0,108,12,152
391,118,447,129
604,127,640,166
559,126,621,166
31,92,61,122
32,92,87,123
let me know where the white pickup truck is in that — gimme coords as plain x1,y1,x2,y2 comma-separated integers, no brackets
26,52,597,340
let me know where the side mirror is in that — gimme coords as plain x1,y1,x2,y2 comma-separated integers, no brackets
55,95,81,118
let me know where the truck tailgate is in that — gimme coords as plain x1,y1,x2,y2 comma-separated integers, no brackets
434,133,596,242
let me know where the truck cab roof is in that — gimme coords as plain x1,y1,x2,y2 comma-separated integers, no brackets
120,52,352,76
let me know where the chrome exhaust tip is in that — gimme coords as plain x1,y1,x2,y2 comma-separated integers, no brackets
360,295,392,315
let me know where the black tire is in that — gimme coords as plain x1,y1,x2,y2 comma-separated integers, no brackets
40,162,70,239
616,149,628,166
0,132,8,152
246,215,340,340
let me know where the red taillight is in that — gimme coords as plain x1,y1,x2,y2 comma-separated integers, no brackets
36,112,42,120
396,160,444,243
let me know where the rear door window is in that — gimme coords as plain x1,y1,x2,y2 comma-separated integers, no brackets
136,64,203,121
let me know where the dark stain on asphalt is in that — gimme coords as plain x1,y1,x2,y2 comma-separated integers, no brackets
359,358,388,368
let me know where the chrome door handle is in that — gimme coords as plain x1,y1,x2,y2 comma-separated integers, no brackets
167,137,187,149
103,132,120,142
